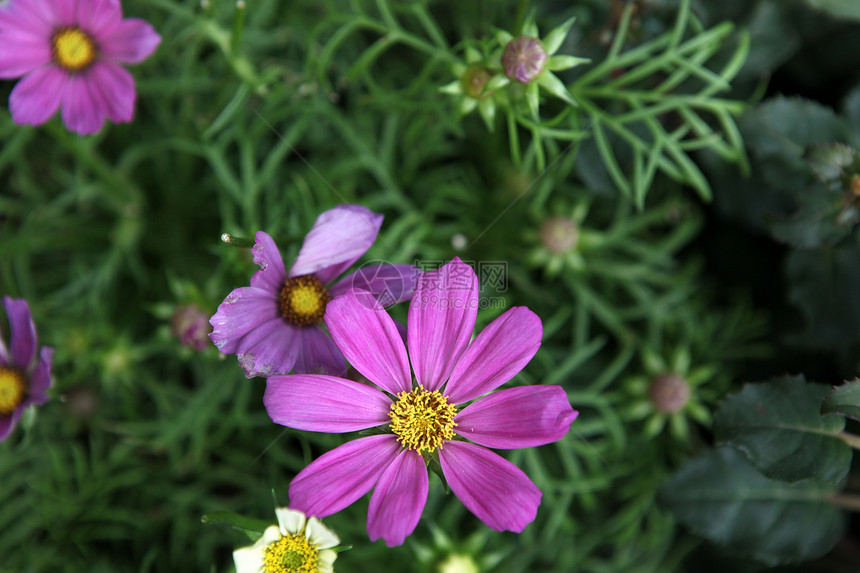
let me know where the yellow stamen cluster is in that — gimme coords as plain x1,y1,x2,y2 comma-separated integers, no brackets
389,387,457,453
52,27,97,72
263,533,320,573
0,367,26,416
280,275,330,326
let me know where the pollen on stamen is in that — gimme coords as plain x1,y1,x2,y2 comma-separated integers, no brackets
389,387,457,453
0,367,27,416
280,275,330,326
263,533,320,573
52,27,97,72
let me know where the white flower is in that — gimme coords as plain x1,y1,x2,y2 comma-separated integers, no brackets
233,507,340,573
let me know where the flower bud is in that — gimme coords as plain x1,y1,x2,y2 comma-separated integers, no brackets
502,36,548,84
461,65,494,99
540,216,579,254
648,373,690,413
172,304,213,351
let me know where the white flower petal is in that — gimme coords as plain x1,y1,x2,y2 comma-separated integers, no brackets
275,507,307,536
305,517,340,549
233,525,279,573
318,549,338,572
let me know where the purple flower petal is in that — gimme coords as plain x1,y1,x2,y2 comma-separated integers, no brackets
60,71,106,135
407,258,478,391
290,435,401,518
0,0,55,38
264,374,391,433
87,61,135,123
3,297,37,370
439,441,542,532
234,317,299,378
289,205,383,284
367,449,428,547
0,327,7,365
209,286,279,353
292,327,346,376
454,386,577,449
27,346,54,404
52,0,89,27
29,346,54,404
0,410,22,443
9,66,66,127
330,264,420,307
0,31,52,79
249,231,288,294
324,290,411,395
444,307,542,404
96,17,160,64
76,0,123,36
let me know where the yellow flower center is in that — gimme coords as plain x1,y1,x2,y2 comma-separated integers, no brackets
263,533,320,573
52,27,97,72
0,367,27,416
280,275,330,326
389,387,457,453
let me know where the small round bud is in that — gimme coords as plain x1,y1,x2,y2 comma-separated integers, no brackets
172,304,213,351
648,373,691,414
540,216,579,254
502,36,548,84
461,65,493,99
451,233,468,251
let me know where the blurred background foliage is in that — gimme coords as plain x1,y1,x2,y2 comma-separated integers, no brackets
2,0,860,571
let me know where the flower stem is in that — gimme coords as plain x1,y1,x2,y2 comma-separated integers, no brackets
838,431,860,450
830,493,860,512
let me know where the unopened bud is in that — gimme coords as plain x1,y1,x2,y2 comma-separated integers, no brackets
540,216,579,254
648,373,690,413
461,66,493,99
172,304,213,351
502,36,548,84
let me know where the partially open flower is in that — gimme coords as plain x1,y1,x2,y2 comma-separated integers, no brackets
502,36,547,84
233,507,339,573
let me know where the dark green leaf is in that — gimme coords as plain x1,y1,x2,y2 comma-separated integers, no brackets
786,242,860,353
821,379,860,421
659,447,844,566
200,511,271,540
805,0,860,20
714,375,851,485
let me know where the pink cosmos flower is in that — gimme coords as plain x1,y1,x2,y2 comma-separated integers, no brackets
0,0,161,134
210,205,420,379
264,258,577,546
0,297,54,442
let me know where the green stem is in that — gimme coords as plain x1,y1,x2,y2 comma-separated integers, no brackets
231,0,247,54
838,431,860,450
44,122,143,211
830,493,860,512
